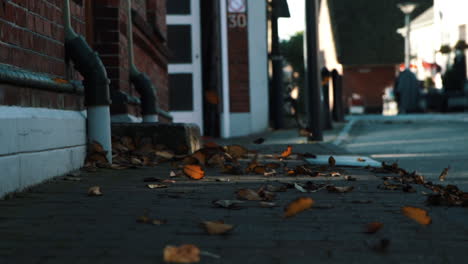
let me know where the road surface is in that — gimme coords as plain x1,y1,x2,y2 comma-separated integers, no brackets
342,115,468,189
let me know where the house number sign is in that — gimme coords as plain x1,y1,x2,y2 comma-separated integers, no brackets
228,0,247,28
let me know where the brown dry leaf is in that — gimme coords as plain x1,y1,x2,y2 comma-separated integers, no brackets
183,165,205,180
284,197,314,218
357,158,366,162
182,156,199,165
344,175,357,181
87,186,102,196
163,179,176,184
245,158,259,173
53,77,69,84
327,186,354,193
131,157,143,166
265,162,281,169
253,166,266,175
201,221,234,235
401,206,431,225
257,188,276,201
330,172,341,177
365,222,384,234
110,164,128,170
155,150,175,160
298,128,312,137
224,145,248,159
280,145,293,158
163,244,200,263
121,136,136,151
89,141,105,153
263,169,277,177
87,153,108,164
207,154,225,168
439,166,449,182
191,150,206,166
147,184,168,189
152,219,167,225
328,156,336,167
204,142,220,148
236,189,262,201
222,164,243,175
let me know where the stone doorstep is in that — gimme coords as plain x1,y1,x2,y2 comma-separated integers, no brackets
111,123,201,155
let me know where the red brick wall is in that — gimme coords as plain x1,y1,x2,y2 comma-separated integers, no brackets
343,65,397,112
0,0,85,110
228,12,250,113
94,0,168,118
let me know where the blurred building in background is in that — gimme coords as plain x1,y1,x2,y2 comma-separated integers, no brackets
318,0,431,113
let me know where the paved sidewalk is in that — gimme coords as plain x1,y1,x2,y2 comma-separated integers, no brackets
1,141,468,263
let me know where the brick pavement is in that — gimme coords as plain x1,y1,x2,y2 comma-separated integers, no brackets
1,143,468,264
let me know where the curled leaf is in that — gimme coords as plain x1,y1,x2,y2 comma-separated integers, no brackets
147,184,168,189
87,186,102,196
183,165,205,180
281,146,293,158
327,186,354,193
155,150,175,160
163,244,200,263
401,206,431,225
191,150,206,166
236,189,262,201
259,201,277,208
201,221,234,235
365,222,384,234
284,197,314,218
224,145,248,159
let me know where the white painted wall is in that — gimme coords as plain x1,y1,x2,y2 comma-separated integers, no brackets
229,113,252,137
246,0,269,135
0,106,86,197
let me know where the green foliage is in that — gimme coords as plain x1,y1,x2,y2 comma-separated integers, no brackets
280,32,304,77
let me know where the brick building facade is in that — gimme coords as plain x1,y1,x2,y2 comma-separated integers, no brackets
0,0,169,197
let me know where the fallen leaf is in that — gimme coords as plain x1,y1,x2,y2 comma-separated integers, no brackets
131,157,143,165
259,201,277,208
365,222,384,234
147,184,168,189
224,145,248,159
163,244,200,263
213,199,245,209
155,150,175,160
87,186,102,196
191,150,206,166
284,197,314,218
253,166,266,175
53,77,69,84
299,128,312,137
215,178,230,182
265,162,281,169
401,206,431,225
203,142,220,148
328,156,336,167
121,136,136,151
110,164,128,170
439,166,449,182
152,219,167,225
357,158,366,162
253,138,265,144
201,221,234,235
280,146,293,158
207,154,225,168
222,164,243,175
294,183,307,193
183,165,205,180
344,175,357,181
87,153,108,164
263,169,277,177
330,172,341,177
327,186,354,193
236,189,262,201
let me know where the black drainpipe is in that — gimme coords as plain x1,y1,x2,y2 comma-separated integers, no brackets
126,0,172,122
63,0,112,162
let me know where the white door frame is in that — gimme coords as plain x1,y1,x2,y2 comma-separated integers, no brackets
167,0,203,132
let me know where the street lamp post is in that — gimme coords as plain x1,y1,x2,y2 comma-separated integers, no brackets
398,2,418,69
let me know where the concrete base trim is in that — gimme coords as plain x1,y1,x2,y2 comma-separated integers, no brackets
0,145,86,198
